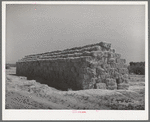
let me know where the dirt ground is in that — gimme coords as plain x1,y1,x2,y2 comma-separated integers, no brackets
5,67,145,110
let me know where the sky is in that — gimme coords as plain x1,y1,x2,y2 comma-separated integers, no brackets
6,4,145,65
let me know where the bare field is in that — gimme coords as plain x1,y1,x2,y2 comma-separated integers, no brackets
5,67,145,110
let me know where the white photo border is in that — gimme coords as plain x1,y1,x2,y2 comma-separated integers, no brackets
2,1,148,120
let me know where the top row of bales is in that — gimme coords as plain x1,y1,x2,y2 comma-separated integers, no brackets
25,42,111,56
20,42,117,62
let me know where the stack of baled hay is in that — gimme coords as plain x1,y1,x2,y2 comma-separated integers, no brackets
16,42,129,90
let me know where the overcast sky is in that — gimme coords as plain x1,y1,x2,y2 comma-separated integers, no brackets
6,4,145,64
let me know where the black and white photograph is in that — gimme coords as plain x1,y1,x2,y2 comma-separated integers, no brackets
2,1,148,120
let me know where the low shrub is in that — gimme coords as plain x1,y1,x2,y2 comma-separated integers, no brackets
109,98,145,110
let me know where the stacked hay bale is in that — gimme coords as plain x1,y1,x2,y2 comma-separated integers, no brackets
16,42,130,90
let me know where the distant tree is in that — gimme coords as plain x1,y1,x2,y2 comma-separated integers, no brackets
128,62,145,75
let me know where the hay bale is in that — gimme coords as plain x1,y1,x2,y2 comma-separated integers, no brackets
96,66,105,75
107,68,115,76
90,51,98,57
105,78,117,90
99,42,111,50
105,73,111,79
88,84,94,89
101,57,105,62
88,61,98,69
108,52,115,58
118,68,129,74
82,51,91,56
90,78,96,84
116,77,123,84
91,45,101,51
114,71,119,79
114,53,121,58
110,63,117,68
103,51,109,58
96,52,104,60
74,53,82,57
120,59,126,64
117,83,129,90
105,78,116,86
123,74,129,79
101,63,107,69
107,85,117,90
103,57,108,63
100,74,106,80
95,83,106,89
118,68,123,74
95,78,103,83
116,58,120,63
123,64,128,68
108,58,115,63
122,77,130,83
110,49,115,53
84,67,96,77
88,82,95,89
81,45,101,52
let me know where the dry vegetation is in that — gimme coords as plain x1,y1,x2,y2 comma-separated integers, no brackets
5,67,145,110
